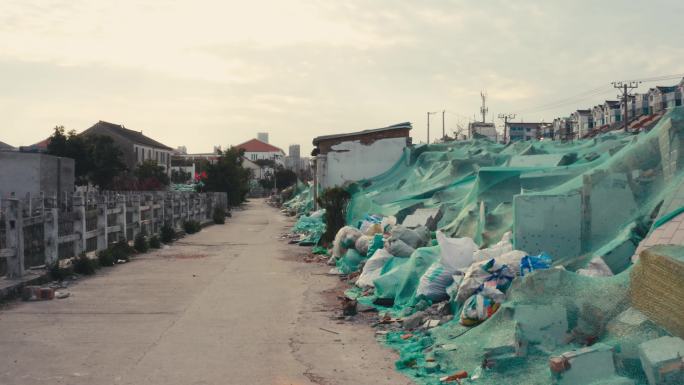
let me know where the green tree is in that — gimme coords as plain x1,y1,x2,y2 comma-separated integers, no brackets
46,126,126,188
135,160,170,186
259,167,297,190
202,147,250,206
171,169,192,183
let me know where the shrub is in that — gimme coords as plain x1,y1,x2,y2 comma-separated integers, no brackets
160,224,176,243
317,187,351,244
97,249,116,267
48,261,72,281
183,220,202,234
110,239,135,262
134,233,149,253
73,253,98,275
212,206,226,224
149,235,161,249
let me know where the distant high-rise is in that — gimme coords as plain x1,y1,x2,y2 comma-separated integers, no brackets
257,132,269,143
289,144,301,159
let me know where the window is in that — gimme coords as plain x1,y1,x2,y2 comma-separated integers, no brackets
251,154,257,161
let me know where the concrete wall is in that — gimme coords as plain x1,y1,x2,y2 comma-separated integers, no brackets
319,137,406,188
0,152,75,197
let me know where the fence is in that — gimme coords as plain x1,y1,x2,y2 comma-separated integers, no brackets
0,191,227,278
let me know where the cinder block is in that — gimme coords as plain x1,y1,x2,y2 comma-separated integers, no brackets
638,336,684,385
552,343,616,385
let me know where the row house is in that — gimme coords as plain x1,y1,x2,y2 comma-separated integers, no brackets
603,100,622,126
553,117,573,140
571,109,593,138
592,105,605,129
505,122,544,142
649,86,681,114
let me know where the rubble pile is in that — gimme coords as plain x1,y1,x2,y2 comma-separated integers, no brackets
285,107,684,384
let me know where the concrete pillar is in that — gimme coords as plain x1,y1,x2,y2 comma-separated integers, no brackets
96,196,108,251
115,195,127,242
3,198,25,278
72,193,86,256
43,207,58,265
130,194,141,238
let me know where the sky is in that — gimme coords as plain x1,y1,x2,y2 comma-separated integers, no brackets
1,0,683,155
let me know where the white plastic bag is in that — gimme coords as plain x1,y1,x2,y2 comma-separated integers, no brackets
332,226,363,258
386,238,415,258
354,235,372,256
472,231,514,262
577,257,613,277
436,231,478,271
416,262,454,301
356,249,393,288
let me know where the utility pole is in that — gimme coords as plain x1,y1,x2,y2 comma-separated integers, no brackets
480,92,488,123
426,111,437,144
497,113,516,144
442,110,446,140
612,81,640,132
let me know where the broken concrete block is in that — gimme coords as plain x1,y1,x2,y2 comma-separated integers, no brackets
638,336,684,385
514,304,568,347
552,343,616,385
401,311,426,330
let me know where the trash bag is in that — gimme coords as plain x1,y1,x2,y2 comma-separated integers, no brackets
389,225,430,249
332,226,363,259
356,248,393,288
366,233,384,258
374,246,440,305
460,287,505,326
386,238,416,258
436,231,478,271
416,262,454,302
336,248,366,274
455,258,515,304
577,256,613,277
520,252,552,276
355,235,372,256
472,231,514,261
358,214,383,234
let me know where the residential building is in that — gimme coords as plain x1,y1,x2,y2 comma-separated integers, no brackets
312,122,412,194
505,122,544,142
553,117,574,140
649,86,679,114
80,120,174,175
602,101,621,126
571,110,594,138
592,105,606,129
235,138,285,164
468,122,498,142
257,132,269,144
288,144,301,159
634,94,649,117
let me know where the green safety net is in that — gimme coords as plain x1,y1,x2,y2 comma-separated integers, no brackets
282,182,314,215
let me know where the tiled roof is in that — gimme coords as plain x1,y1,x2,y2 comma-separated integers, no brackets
312,122,412,145
86,121,173,150
235,138,284,153
0,140,15,151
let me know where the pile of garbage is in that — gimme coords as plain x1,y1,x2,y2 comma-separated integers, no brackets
289,209,326,246
281,182,314,216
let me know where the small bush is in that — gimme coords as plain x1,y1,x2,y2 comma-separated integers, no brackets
213,206,226,224
317,187,351,244
110,239,135,262
48,261,72,281
183,220,202,234
134,233,149,253
149,235,161,249
97,249,116,267
160,224,176,243
73,253,98,275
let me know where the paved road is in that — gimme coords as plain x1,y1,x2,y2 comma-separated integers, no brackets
0,199,411,385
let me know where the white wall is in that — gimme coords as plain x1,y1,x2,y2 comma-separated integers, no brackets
320,137,406,188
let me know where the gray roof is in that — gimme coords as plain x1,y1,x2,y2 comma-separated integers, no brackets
0,140,15,151
85,121,173,150
312,122,412,145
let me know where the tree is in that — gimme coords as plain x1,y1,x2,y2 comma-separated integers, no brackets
202,147,251,206
259,167,297,190
134,160,170,187
171,169,192,184
46,126,126,188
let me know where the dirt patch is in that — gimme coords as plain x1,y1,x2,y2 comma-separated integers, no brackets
170,254,209,260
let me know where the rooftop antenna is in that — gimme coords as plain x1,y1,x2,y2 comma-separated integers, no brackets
480,91,488,123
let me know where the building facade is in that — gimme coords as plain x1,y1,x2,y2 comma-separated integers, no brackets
571,110,594,138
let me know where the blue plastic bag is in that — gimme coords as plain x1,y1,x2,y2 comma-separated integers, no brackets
520,252,552,276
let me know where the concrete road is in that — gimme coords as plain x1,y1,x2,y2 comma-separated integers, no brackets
0,199,411,385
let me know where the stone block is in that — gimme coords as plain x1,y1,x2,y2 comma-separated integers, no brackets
552,343,616,385
638,336,684,385
514,304,568,347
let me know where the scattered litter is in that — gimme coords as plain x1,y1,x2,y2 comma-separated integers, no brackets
319,327,340,335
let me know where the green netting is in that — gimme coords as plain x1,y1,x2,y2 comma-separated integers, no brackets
282,182,315,215
291,209,325,245
373,246,440,309
348,107,684,274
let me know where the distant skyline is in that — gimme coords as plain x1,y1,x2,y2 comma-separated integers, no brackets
1,0,683,154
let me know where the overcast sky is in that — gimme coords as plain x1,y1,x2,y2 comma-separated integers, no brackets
1,0,683,154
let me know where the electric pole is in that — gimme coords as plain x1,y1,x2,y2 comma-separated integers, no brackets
427,111,437,144
442,110,446,141
612,81,640,132
480,92,488,123
498,113,516,144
